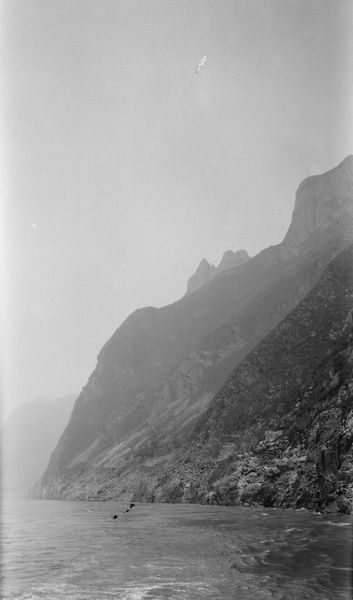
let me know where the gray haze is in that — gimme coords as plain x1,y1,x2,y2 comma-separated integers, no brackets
1,0,352,420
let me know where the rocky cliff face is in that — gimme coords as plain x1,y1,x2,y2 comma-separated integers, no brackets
31,157,353,510
280,155,353,260
130,244,353,513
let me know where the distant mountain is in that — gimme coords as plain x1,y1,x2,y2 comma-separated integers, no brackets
2,394,77,494
31,157,353,511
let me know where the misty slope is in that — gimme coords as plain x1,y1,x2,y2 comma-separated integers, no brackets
2,394,77,493
131,244,353,513
32,156,353,504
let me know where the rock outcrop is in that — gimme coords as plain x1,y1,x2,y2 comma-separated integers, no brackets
216,249,250,274
184,250,250,297
185,258,217,296
30,157,353,511
280,155,353,260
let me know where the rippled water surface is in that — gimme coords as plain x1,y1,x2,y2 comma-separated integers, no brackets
1,498,352,599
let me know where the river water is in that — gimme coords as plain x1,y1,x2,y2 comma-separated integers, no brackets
1,498,352,599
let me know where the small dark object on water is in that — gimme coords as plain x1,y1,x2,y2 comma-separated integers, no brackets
112,503,135,519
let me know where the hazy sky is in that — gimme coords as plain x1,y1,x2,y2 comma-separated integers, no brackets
1,0,352,421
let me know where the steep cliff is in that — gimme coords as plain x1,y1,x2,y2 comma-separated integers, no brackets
31,157,353,507
130,244,353,514
281,155,353,260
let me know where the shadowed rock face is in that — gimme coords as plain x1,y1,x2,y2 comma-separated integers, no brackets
30,158,353,510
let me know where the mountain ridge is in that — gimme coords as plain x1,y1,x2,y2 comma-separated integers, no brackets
30,157,353,510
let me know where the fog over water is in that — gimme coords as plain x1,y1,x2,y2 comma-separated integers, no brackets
1,0,352,419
